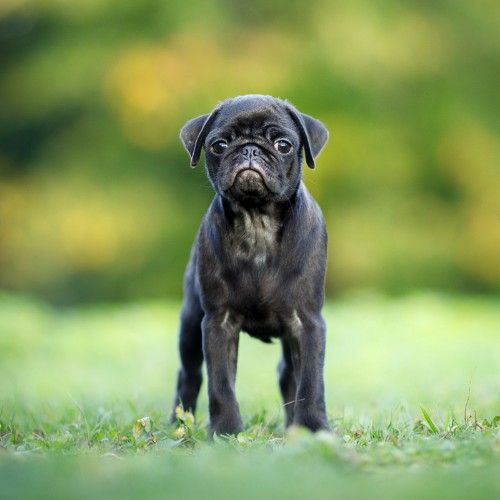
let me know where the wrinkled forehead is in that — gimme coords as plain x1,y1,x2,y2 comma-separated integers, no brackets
213,96,297,134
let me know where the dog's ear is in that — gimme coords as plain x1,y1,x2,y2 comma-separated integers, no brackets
287,106,329,170
180,110,219,167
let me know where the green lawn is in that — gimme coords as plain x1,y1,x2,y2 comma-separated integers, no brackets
1,291,499,499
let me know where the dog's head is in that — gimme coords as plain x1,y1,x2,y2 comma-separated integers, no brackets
180,95,328,204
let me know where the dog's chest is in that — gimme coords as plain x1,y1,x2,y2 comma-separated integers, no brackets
233,211,280,266
223,213,290,322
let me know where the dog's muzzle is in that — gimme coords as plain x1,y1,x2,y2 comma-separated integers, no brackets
231,168,268,198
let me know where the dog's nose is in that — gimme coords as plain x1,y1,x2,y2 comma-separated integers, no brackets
240,145,261,158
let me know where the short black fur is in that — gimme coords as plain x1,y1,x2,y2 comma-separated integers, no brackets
172,95,330,436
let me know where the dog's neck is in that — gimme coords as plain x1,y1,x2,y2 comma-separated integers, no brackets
221,190,294,224
219,194,295,256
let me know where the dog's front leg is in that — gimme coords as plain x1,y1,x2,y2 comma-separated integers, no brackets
288,314,331,432
202,313,244,437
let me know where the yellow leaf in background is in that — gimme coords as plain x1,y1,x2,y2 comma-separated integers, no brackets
172,426,186,440
174,405,194,426
133,416,152,440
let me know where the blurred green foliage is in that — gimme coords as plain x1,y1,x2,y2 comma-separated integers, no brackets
1,0,499,303
1,291,499,417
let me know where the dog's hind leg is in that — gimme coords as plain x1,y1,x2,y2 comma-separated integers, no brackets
172,295,204,422
278,338,297,427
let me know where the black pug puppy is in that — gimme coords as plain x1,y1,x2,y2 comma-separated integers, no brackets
172,94,330,436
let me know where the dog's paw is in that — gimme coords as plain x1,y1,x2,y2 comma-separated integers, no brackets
209,414,244,438
293,410,331,432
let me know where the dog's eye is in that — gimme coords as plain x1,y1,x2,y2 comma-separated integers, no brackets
211,140,228,155
274,140,293,154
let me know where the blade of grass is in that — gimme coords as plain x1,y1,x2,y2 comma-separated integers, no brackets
420,405,440,434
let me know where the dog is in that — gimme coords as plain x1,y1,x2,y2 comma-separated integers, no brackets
172,94,330,436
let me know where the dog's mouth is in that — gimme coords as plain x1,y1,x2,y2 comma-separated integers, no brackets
226,167,271,199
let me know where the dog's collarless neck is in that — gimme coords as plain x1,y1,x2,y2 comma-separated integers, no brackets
219,194,294,225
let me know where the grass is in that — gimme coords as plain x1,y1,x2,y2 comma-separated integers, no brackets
0,290,499,499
